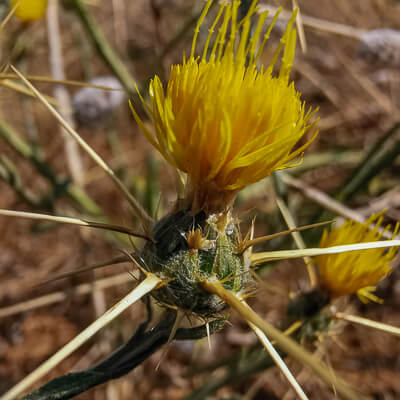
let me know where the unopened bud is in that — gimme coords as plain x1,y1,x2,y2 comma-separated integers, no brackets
141,210,252,317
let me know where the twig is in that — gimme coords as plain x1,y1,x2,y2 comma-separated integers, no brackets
258,4,365,40
112,0,127,49
1,3,17,30
334,47,395,115
291,150,363,174
0,79,58,106
276,197,318,287
0,73,126,89
11,66,153,227
47,0,84,186
292,0,307,53
283,172,400,242
184,324,303,399
70,0,137,96
40,255,130,285
251,239,400,265
356,187,400,217
248,319,309,399
281,173,365,223
0,272,131,319
0,117,134,245
294,60,341,108
334,312,400,337
202,280,361,400
184,345,276,400
240,220,332,252
0,209,151,240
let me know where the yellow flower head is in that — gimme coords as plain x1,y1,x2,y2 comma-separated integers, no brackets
9,0,47,22
131,0,317,211
316,213,399,303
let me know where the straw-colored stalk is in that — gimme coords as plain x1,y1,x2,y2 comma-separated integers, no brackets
1,273,164,400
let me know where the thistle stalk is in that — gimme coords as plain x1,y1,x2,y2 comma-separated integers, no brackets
0,272,131,319
201,280,362,400
251,240,400,264
0,209,151,240
335,312,400,337
276,197,318,287
248,320,309,400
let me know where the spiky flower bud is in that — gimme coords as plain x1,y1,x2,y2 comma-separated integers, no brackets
141,210,251,317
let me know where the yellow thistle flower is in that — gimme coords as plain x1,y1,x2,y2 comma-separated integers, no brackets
9,0,47,22
316,213,399,303
131,0,317,211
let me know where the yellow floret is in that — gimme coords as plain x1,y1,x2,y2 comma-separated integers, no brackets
131,0,317,211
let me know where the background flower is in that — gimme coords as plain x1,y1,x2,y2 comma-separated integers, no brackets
9,0,47,22
316,214,399,302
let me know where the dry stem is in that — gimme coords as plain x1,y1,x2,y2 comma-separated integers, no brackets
10,66,153,228
0,209,151,240
251,239,400,265
202,280,363,400
0,272,131,319
1,273,163,400
335,312,400,337
248,319,309,399
276,197,318,287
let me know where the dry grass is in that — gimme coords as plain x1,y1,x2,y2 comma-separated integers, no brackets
1,0,400,399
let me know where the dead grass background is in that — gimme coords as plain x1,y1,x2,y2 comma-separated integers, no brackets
1,0,400,399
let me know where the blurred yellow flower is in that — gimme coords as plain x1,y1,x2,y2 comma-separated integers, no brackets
131,0,317,211
9,0,47,22
316,213,399,303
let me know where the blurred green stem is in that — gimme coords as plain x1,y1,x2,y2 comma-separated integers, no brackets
70,0,137,96
336,122,400,202
144,155,160,219
0,116,102,216
160,2,217,59
0,155,41,207
184,345,277,400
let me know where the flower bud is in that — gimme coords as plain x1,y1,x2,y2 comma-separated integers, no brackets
141,210,251,317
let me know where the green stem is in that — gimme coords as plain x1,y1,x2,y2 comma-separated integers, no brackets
0,116,102,216
0,156,41,207
336,122,400,202
70,0,137,97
